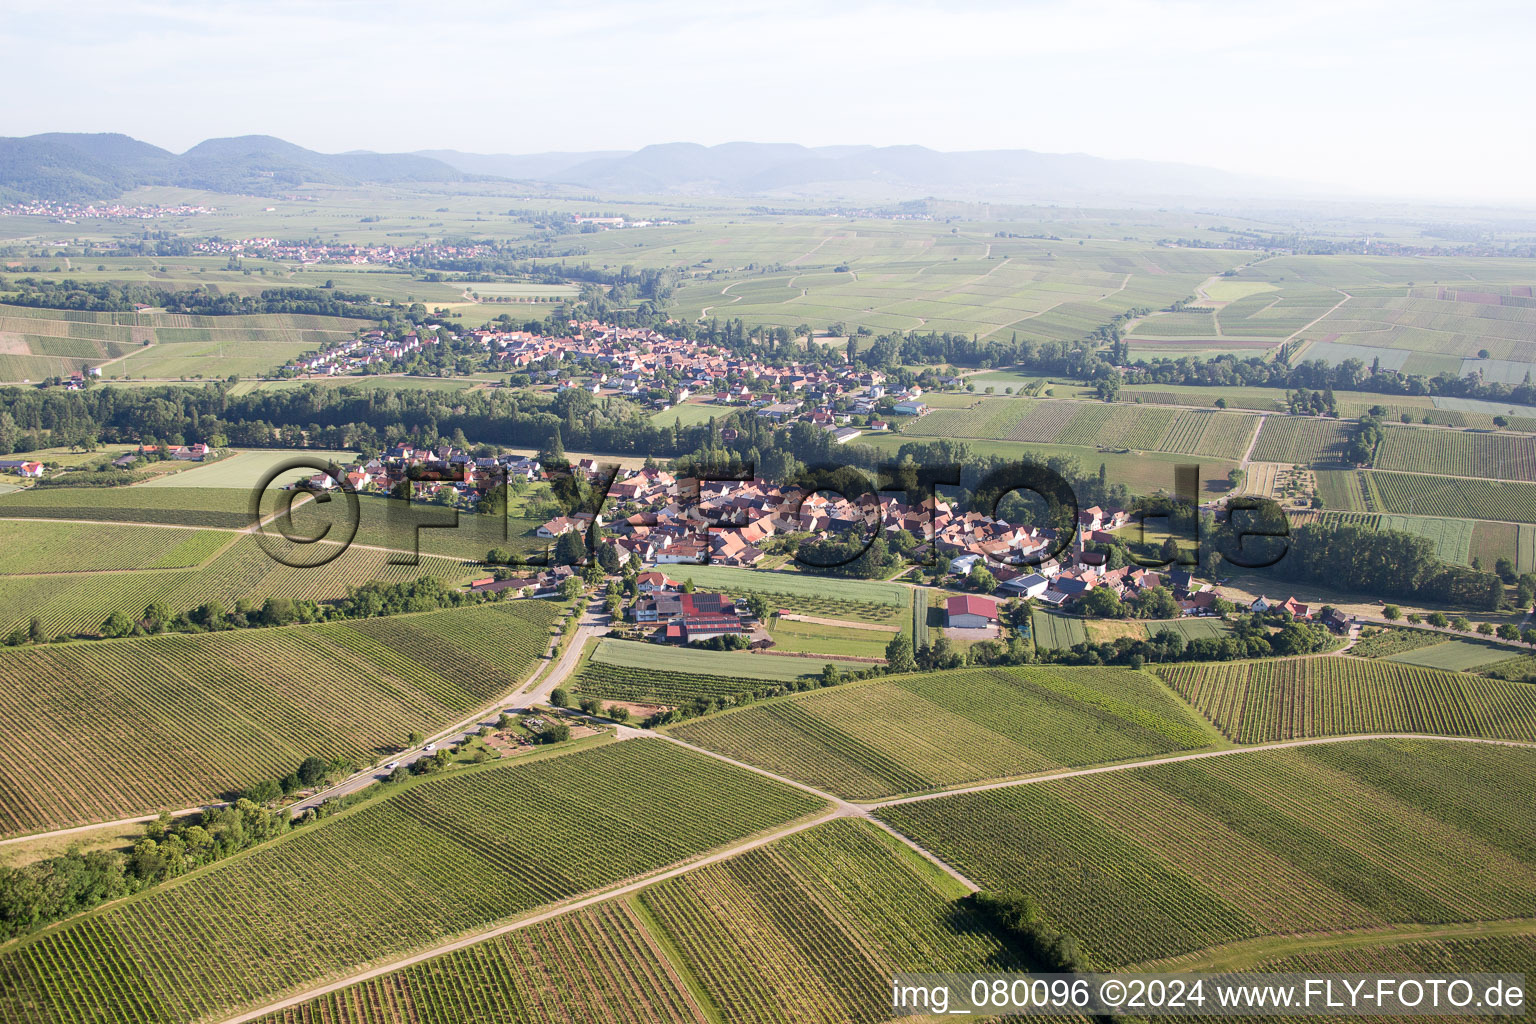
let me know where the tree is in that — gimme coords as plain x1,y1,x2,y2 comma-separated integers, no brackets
242,779,283,805
549,687,570,708
559,576,584,601
1226,468,1246,491
968,564,997,594
1497,623,1520,641
884,634,916,674
578,696,602,716
1451,616,1471,632
532,720,571,744
1426,612,1449,628
1495,557,1516,582
28,618,46,644
1134,586,1180,620
296,756,328,787
1077,586,1123,618
745,593,773,622
554,530,586,566
99,611,137,638
1382,604,1401,621
819,661,842,686
597,542,622,574
606,704,631,724
1477,621,1495,636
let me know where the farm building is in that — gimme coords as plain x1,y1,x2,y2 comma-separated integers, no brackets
945,594,1000,628
0,460,44,478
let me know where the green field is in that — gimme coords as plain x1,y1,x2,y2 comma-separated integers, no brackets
639,818,1016,1024
878,739,1536,967
1293,510,1477,565
0,600,561,837
1383,639,1519,672
662,564,909,626
254,901,703,1024
0,520,230,574
649,401,732,428
0,739,825,1024
1374,426,1536,482
0,303,372,382
0,531,481,638
1365,470,1536,523
136,449,358,488
767,616,890,658
1159,655,1536,744
1249,417,1353,464
590,636,835,681
1031,608,1088,649
1147,617,1232,642
666,665,1217,799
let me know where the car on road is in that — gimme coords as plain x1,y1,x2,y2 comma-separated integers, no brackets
384,761,399,770
423,743,436,752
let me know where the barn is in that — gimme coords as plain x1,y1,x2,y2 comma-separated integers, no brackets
945,594,1000,629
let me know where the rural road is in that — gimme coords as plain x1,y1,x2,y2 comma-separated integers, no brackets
289,597,610,817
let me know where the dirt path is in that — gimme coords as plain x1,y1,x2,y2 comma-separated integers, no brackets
1239,413,1266,469
774,612,900,633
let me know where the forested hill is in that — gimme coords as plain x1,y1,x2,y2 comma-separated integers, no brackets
0,133,469,202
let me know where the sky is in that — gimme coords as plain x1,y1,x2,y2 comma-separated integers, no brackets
5,0,1534,204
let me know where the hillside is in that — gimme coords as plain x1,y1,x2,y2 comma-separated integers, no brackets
0,132,469,201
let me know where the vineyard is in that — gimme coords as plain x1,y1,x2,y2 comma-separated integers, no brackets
877,739,1536,968
1249,417,1354,464
253,902,705,1024
666,665,1215,799
1157,655,1536,744
1364,470,1536,523
0,535,478,638
0,600,561,837
0,486,257,529
0,520,229,574
1374,426,1536,481
589,637,833,681
663,565,908,626
1031,608,1088,649
1054,404,1177,450
1346,627,1445,659
0,740,825,1024
573,658,783,706
638,818,1017,1024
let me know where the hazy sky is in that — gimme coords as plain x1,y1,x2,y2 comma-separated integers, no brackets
6,0,1533,203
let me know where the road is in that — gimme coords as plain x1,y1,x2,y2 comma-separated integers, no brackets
288,597,610,817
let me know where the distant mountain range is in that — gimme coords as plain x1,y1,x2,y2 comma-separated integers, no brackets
0,132,1305,205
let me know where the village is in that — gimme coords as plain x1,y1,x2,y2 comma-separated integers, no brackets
283,320,933,431
277,441,1333,648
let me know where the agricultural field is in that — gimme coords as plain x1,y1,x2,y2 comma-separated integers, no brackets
1470,519,1536,572
766,616,890,659
0,533,480,639
1346,626,1446,659
666,665,1216,799
1158,655,1536,744
1289,510,1476,565
573,658,786,707
878,739,1536,968
1374,426,1536,482
1381,639,1518,672
0,739,825,1024
0,303,371,382
589,637,834,681
0,520,229,574
136,448,358,488
1147,617,1231,643
1031,608,1088,649
253,901,705,1024
0,600,561,837
662,565,909,626
1248,417,1353,464
1364,470,1536,523
639,818,1018,1024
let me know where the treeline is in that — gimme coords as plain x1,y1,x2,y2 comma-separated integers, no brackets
1273,520,1504,609
0,279,415,322
1043,610,1336,669
0,800,290,939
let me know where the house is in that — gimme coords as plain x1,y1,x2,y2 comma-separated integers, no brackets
0,459,44,478
999,572,1050,599
945,594,1000,628
632,591,735,623
1322,608,1350,631
949,553,981,575
537,516,586,539
635,571,678,593
1280,596,1311,619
